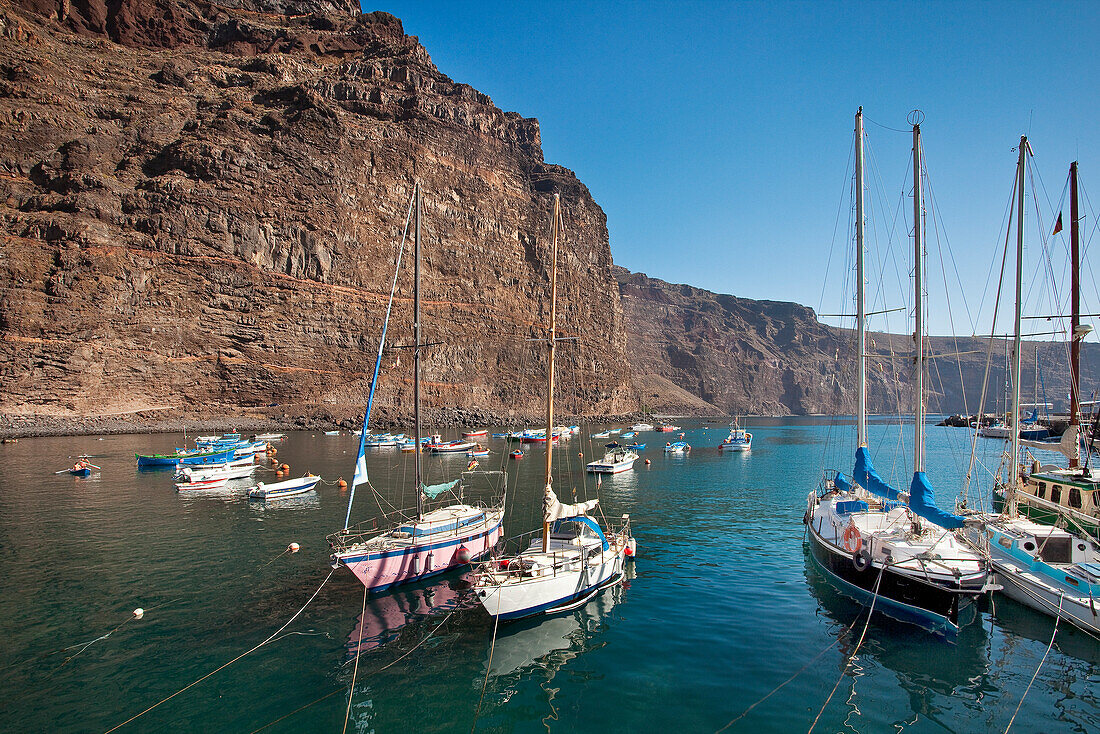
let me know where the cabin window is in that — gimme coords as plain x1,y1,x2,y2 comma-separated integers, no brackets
1069,486,1082,509
1037,482,1046,499
1050,485,1062,504
1023,541,1036,552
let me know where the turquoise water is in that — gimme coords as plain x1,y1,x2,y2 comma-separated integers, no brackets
1,419,1098,733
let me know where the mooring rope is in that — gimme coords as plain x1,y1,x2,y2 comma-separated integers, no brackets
103,569,335,733
471,590,503,732
807,562,888,733
342,583,370,734
1003,593,1063,734
715,599,867,733
250,605,457,733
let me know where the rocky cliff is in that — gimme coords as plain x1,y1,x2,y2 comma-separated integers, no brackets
0,0,636,429
617,267,1100,417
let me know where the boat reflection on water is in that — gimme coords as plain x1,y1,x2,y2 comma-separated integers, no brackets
487,563,633,680
803,552,994,730
346,577,474,659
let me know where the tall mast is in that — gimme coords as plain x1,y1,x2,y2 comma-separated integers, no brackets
855,107,867,447
542,194,561,553
414,182,424,520
1009,137,1029,514
912,118,925,472
1070,161,1081,468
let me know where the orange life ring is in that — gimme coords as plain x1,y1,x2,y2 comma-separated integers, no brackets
842,523,862,553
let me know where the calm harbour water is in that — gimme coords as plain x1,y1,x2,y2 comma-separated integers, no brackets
1,418,1098,733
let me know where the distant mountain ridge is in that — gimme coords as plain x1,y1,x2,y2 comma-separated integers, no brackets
616,266,1100,417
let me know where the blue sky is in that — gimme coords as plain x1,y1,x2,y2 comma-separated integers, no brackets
365,1,1100,338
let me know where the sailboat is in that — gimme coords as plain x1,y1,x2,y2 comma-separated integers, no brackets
328,183,506,592
472,194,636,621
804,109,990,642
718,417,752,451
965,155,1100,635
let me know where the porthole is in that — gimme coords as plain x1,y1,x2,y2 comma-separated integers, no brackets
1078,543,1087,551
1023,541,1036,551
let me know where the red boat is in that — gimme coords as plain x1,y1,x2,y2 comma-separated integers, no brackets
462,429,489,439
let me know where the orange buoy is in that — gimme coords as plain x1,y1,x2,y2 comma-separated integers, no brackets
645,459,651,465
280,463,289,471
578,452,583,458
268,447,277,455
275,470,284,478
338,478,348,489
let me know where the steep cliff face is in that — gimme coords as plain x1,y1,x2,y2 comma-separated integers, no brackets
617,267,1100,416
0,0,634,423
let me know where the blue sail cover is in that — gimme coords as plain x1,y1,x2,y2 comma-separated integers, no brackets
421,479,460,499
853,446,903,501
834,472,852,494
909,472,965,529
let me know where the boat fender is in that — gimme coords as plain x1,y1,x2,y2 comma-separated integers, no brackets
281,463,289,471
133,608,144,620
455,546,471,564
842,522,862,553
338,478,348,489
852,548,872,572
803,510,810,525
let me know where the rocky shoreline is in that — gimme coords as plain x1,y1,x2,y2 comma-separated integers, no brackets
0,405,693,439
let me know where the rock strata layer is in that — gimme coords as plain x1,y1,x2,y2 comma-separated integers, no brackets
0,0,635,429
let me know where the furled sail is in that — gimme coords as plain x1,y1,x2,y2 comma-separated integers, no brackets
908,472,965,529
544,486,598,523
833,472,852,494
853,447,903,501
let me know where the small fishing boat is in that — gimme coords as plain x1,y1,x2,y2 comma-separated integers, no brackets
67,455,98,476
466,446,491,458
491,433,507,439
248,474,322,500
625,442,646,451
176,461,256,482
462,429,489,439
586,445,639,474
663,441,690,454
621,432,636,439
510,449,524,459
176,476,230,491
719,418,752,451
657,423,681,433
324,430,341,436
520,429,554,444
630,422,655,432
251,433,286,441
363,433,402,448
429,440,478,454
399,441,417,453
591,431,611,439
136,447,237,468
234,440,268,458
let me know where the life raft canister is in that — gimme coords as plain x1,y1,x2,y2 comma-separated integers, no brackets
843,521,862,553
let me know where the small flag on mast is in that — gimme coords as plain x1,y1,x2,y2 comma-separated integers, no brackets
1053,212,1063,235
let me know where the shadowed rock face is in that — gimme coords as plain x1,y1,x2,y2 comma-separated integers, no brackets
616,267,1100,416
0,0,634,422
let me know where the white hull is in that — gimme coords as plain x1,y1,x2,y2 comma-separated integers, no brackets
474,532,631,620
249,475,322,500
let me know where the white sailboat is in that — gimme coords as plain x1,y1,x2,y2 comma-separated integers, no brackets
472,194,636,621
804,109,990,642
964,155,1100,636
328,183,506,592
